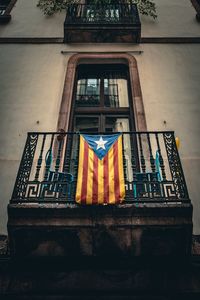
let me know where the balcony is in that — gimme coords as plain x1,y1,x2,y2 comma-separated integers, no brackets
191,0,200,21
8,131,192,259
0,0,11,23
64,2,141,43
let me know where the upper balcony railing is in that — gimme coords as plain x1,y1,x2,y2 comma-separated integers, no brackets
65,2,140,25
0,6,6,15
191,0,200,21
11,131,190,205
0,0,11,22
64,2,141,43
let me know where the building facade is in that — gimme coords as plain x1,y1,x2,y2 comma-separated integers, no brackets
0,0,200,299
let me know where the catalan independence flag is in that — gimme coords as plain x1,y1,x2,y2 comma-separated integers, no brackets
76,134,125,204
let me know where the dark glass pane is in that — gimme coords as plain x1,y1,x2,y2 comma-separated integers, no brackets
76,78,100,107
74,117,99,133
104,77,129,108
104,79,119,107
105,117,130,133
75,64,129,108
0,0,11,5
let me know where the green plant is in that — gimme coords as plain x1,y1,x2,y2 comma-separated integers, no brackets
133,0,157,19
37,0,157,19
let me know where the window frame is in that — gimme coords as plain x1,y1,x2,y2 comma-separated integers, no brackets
70,63,136,133
57,54,147,133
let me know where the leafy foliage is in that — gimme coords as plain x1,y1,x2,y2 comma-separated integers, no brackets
133,0,157,19
37,0,76,16
37,0,157,19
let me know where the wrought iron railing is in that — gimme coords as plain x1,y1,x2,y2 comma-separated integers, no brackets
65,2,140,25
11,132,189,204
0,0,10,14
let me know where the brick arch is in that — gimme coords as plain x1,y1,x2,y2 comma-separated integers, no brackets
57,53,147,131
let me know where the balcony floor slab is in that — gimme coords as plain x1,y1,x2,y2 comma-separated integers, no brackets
7,202,193,259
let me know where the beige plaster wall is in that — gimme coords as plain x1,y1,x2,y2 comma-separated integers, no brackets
0,43,200,234
0,0,65,38
136,44,200,233
0,44,68,233
141,0,200,37
0,0,199,38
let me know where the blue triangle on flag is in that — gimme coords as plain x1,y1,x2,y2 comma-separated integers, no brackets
82,133,121,160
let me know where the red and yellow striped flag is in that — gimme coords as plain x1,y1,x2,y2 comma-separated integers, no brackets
75,134,125,204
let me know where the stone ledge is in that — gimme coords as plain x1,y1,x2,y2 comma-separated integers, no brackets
7,203,193,258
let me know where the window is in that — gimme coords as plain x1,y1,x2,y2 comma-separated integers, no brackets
69,63,136,182
71,64,134,132
75,65,129,108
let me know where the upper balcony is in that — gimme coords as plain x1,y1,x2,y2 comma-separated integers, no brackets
0,0,11,23
7,131,192,259
191,0,200,21
64,1,141,43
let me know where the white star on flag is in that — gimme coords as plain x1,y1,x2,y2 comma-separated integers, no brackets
95,136,108,150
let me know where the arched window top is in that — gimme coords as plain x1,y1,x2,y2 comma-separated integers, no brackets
57,54,146,132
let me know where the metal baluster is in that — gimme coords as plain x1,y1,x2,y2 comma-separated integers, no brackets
114,4,117,22
55,135,63,175
147,133,156,173
131,133,137,199
73,134,79,181
72,134,79,201
81,4,84,21
35,134,46,181
63,134,73,174
122,134,127,182
74,4,78,22
43,134,54,181
84,4,87,22
118,3,121,21
108,4,110,21
130,1,135,22
60,133,74,201
155,133,166,180
124,3,127,22
101,3,104,22
138,133,146,173
126,2,130,22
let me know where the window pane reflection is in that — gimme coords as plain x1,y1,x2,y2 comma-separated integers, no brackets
76,79,100,106
75,65,129,108
104,77,129,108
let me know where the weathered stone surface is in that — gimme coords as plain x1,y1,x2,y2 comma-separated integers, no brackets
7,203,193,258
192,235,200,255
64,27,141,43
0,235,8,256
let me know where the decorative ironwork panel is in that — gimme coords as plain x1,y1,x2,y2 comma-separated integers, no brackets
12,133,38,200
65,2,140,25
163,133,189,199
